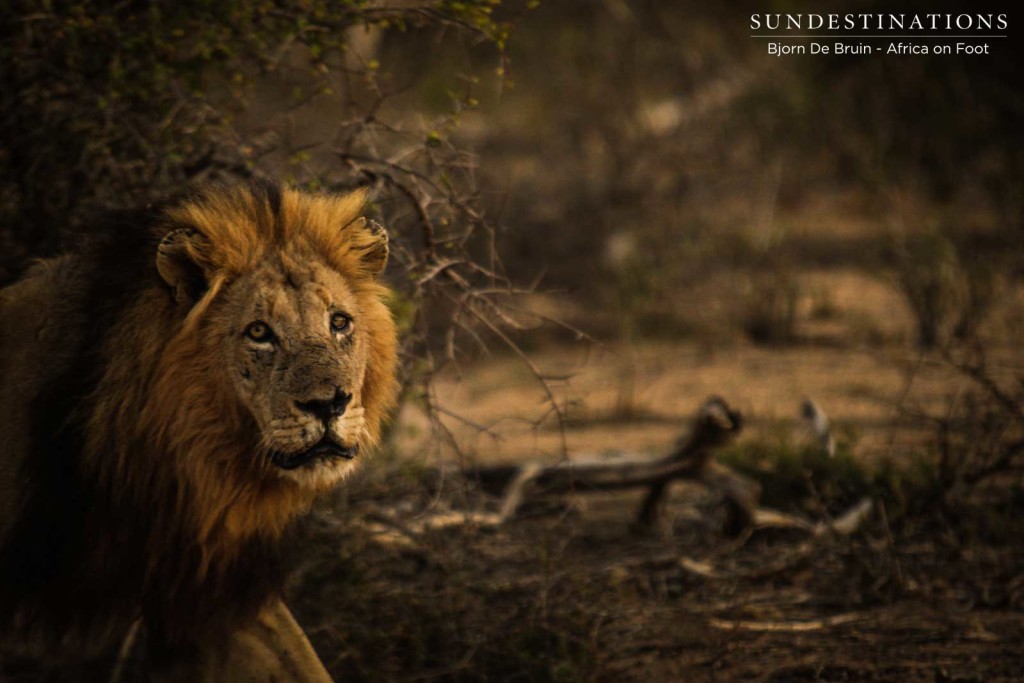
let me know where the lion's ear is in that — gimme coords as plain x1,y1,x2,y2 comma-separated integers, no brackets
156,228,211,303
351,218,389,276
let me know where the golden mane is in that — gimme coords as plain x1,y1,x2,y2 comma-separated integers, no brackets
165,185,379,280
82,183,399,583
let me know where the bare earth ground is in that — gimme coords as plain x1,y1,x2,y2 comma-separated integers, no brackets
288,333,1024,682
396,339,1023,467
291,478,1024,682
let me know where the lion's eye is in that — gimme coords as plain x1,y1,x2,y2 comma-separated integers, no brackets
330,312,352,335
244,321,274,343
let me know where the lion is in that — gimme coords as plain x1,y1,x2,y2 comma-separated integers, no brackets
0,180,399,681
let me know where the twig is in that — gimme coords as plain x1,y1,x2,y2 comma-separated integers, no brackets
708,613,865,632
498,463,544,523
676,498,874,582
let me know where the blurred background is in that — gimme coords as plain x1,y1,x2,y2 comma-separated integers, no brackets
2,0,1023,680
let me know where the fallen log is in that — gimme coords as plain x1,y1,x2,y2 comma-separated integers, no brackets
464,396,758,530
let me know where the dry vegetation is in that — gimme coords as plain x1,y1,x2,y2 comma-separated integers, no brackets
284,2,1023,680
284,333,1024,680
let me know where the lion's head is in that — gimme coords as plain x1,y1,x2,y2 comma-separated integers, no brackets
0,181,399,655
87,182,399,556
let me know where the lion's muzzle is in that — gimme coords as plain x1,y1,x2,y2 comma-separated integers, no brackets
270,437,359,470
270,386,360,470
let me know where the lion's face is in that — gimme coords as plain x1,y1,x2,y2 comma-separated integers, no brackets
222,255,372,487
151,185,399,498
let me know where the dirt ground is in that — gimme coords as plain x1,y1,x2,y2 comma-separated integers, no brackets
284,167,1024,676
295,173,1024,679
291,333,1024,682
292,474,1024,682
395,338,1023,467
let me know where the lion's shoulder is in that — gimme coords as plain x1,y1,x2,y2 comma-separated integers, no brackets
0,256,84,528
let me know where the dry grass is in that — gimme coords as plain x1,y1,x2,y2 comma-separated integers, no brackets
286,313,1024,680
288,458,1024,682
394,339,1022,468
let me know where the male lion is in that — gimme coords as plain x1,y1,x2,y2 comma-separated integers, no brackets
0,181,398,681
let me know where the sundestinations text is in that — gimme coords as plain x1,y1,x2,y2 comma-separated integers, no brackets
750,13,1007,32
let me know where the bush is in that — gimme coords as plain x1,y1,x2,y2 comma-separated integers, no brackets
720,428,874,516
0,0,512,280
1,1,553,423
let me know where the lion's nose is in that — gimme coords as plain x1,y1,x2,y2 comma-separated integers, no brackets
295,387,352,424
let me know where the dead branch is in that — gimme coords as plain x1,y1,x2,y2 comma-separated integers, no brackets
752,497,873,537
464,396,754,530
708,612,865,632
675,497,874,581
498,463,544,523
361,510,504,550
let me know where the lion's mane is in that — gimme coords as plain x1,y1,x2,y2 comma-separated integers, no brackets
0,181,398,659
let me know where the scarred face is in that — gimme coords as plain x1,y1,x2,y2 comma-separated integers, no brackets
218,254,374,487
155,187,396,494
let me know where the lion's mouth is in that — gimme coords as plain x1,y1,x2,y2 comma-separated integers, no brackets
270,437,358,471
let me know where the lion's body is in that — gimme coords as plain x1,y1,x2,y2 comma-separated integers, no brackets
0,257,78,532
0,182,398,680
